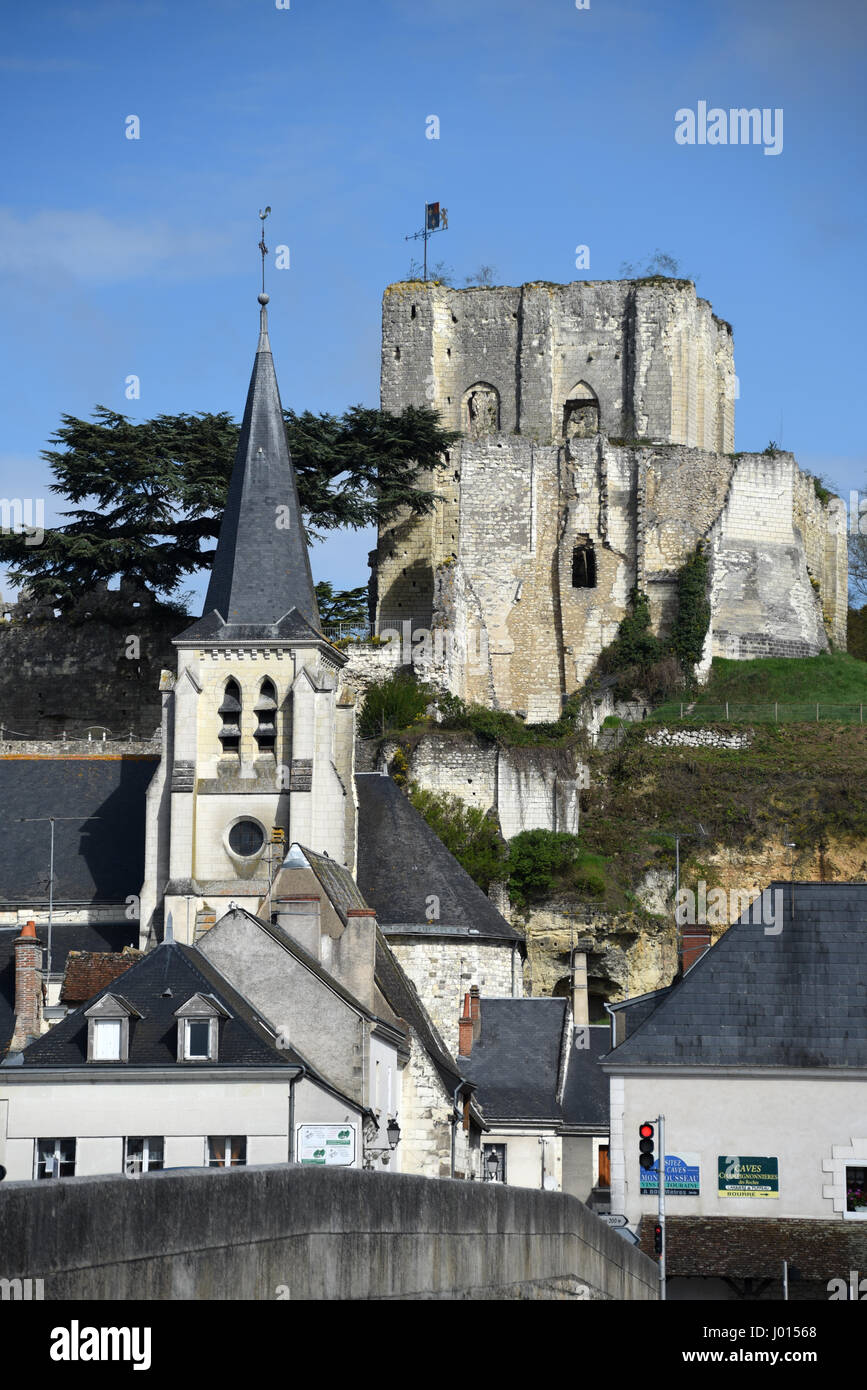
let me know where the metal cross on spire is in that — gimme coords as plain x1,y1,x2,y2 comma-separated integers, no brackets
258,206,271,295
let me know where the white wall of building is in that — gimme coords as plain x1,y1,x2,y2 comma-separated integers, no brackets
609,1071,867,1224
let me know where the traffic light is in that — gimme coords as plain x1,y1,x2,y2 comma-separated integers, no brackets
654,1222,663,1255
639,1121,656,1170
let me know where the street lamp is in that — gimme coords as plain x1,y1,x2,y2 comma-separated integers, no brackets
364,1116,401,1168
485,1148,501,1181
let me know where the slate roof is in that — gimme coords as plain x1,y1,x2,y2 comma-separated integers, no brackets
0,921,139,1056
462,999,609,1127
637,1215,867,1282
561,1025,611,1129
0,756,158,904
604,883,867,1069
178,301,321,641
13,940,302,1070
355,773,523,943
300,846,370,922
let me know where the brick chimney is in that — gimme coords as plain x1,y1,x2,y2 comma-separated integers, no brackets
469,984,481,1042
458,992,473,1057
11,920,42,1051
682,926,711,974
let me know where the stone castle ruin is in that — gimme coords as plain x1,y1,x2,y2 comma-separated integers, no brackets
372,279,847,720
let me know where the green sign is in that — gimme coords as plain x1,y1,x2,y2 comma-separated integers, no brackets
718,1155,779,1197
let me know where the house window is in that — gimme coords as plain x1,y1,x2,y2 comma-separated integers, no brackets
186,1019,212,1060
92,1018,122,1061
847,1166,867,1215
483,1142,507,1183
125,1137,164,1174
571,540,597,589
36,1137,76,1179
208,1136,247,1167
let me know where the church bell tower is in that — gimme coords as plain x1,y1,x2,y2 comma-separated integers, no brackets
140,290,356,947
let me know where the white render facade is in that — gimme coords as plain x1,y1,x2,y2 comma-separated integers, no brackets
608,1069,867,1226
0,1071,364,1182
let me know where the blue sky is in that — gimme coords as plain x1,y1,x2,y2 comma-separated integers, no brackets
1,0,865,610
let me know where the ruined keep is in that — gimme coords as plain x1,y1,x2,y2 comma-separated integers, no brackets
373,279,847,720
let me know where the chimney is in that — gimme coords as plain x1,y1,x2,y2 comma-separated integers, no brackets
274,895,321,957
458,992,473,1057
11,920,42,1051
571,949,589,1027
469,984,481,1041
682,926,711,974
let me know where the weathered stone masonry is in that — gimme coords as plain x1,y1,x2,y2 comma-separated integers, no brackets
372,279,847,720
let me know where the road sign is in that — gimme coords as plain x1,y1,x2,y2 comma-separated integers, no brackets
600,1213,628,1227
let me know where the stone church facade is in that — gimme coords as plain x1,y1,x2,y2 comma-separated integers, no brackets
373,278,847,720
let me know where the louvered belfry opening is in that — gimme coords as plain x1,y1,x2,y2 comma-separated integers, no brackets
254,678,277,753
218,678,242,754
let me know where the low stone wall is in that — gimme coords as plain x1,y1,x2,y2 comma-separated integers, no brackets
0,1164,658,1301
646,728,752,749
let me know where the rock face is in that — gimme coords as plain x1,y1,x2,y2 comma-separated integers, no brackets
519,897,676,1010
372,278,847,720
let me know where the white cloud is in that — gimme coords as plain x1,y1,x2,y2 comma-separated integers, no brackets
0,208,236,285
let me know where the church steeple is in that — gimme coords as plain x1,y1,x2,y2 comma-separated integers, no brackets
183,291,321,640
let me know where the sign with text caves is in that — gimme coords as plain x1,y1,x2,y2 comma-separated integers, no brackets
718,1155,779,1197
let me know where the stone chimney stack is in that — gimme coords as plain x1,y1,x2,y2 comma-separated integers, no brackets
11,920,42,1051
458,992,473,1057
469,985,481,1042
571,948,590,1027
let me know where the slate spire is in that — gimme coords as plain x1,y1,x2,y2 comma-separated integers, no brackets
199,292,320,635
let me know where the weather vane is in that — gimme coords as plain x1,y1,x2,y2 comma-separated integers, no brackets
258,206,271,297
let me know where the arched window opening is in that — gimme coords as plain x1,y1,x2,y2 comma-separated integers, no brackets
218,679,242,754
254,679,278,753
572,539,597,589
563,381,600,440
462,382,500,439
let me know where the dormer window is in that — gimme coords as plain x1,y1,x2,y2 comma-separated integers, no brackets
254,678,278,753
218,678,242,754
85,993,141,1063
174,993,230,1063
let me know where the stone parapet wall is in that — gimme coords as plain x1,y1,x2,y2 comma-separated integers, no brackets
0,1164,659,1300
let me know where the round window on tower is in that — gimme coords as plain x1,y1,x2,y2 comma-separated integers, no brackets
227,819,266,858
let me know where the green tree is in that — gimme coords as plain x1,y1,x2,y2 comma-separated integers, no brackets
314,581,369,627
0,404,459,613
408,785,509,891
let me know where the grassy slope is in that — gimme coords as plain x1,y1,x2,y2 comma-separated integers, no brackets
653,653,867,722
578,721,867,907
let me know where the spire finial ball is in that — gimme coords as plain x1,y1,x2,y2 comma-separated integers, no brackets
258,292,270,305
